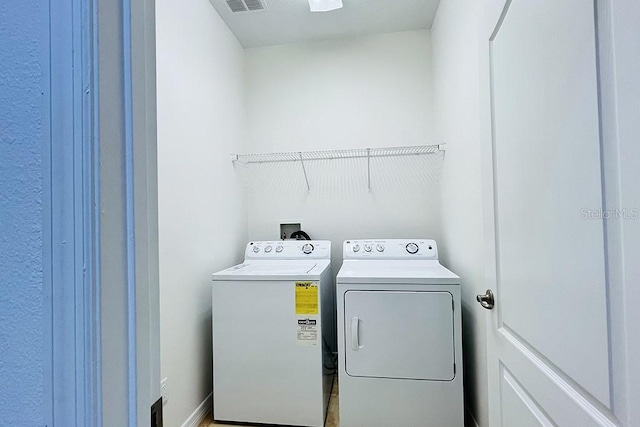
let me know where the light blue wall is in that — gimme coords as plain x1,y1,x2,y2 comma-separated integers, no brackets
0,0,46,425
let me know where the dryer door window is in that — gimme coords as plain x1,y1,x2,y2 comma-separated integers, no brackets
344,290,455,381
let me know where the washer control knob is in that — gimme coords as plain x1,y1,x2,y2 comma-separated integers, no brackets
252,246,261,253
364,244,373,252
302,243,314,254
264,245,273,253
406,243,419,254
352,244,360,253
376,244,385,252
275,245,284,253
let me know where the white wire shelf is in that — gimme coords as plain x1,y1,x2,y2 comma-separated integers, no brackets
231,144,444,164
231,144,445,192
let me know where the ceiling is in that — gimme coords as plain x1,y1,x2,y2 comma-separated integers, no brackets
209,0,441,48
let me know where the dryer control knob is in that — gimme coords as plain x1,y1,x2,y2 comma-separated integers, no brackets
302,243,314,254
275,245,284,253
406,243,419,254
352,244,360,252
364,244,372,252
264,245,273,253
252,246,261,253
376,244,385,252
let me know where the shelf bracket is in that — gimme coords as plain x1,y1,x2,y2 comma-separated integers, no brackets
299,152,311,192
367,148,371,191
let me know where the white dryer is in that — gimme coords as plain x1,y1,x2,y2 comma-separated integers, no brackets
212,240,333,427
336,239,463,427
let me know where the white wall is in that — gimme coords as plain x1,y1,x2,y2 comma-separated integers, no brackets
244,31,441,350
431,1,488,426
245,30,435,152
156,0,247,425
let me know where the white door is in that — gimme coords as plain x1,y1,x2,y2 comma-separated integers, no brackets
344,290,455,381
478,0,635,425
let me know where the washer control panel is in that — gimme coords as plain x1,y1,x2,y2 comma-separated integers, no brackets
246,240,331,259
343,239,438,260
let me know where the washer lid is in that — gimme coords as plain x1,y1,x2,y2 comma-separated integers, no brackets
213,260,330,281
337,260,460,284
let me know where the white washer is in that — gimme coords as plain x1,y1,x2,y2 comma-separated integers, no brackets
337,239,463,427
212,240,333,427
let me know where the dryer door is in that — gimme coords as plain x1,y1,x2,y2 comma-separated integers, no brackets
344,290,455,381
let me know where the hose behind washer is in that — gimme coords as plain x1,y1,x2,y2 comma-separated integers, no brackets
289,230,311,240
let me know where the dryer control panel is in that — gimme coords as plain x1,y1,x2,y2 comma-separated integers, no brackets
343,239,438,260
245,240,331,260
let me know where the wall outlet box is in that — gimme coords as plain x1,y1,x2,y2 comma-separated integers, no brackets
160,377,168,404
279,221,302,240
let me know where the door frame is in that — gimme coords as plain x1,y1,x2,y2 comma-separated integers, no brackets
46,0,160,425
478,0,640,425
46,0,103,424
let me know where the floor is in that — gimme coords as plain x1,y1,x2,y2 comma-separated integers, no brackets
200,376,339,427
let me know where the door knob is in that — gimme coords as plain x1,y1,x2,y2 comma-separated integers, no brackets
476,289,495,310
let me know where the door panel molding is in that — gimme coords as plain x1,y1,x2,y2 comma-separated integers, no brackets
500,364,554,427
499,328,617,426
500,325,610,414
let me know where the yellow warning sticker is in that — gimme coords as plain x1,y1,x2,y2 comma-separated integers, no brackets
295,281,319,315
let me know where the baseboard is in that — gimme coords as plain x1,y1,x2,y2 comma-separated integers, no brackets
181,392,212,427
465,406,480,427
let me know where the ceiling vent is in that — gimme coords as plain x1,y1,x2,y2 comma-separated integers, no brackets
226,0,266,13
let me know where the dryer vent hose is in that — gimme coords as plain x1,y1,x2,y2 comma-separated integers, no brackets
290,230,311,241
